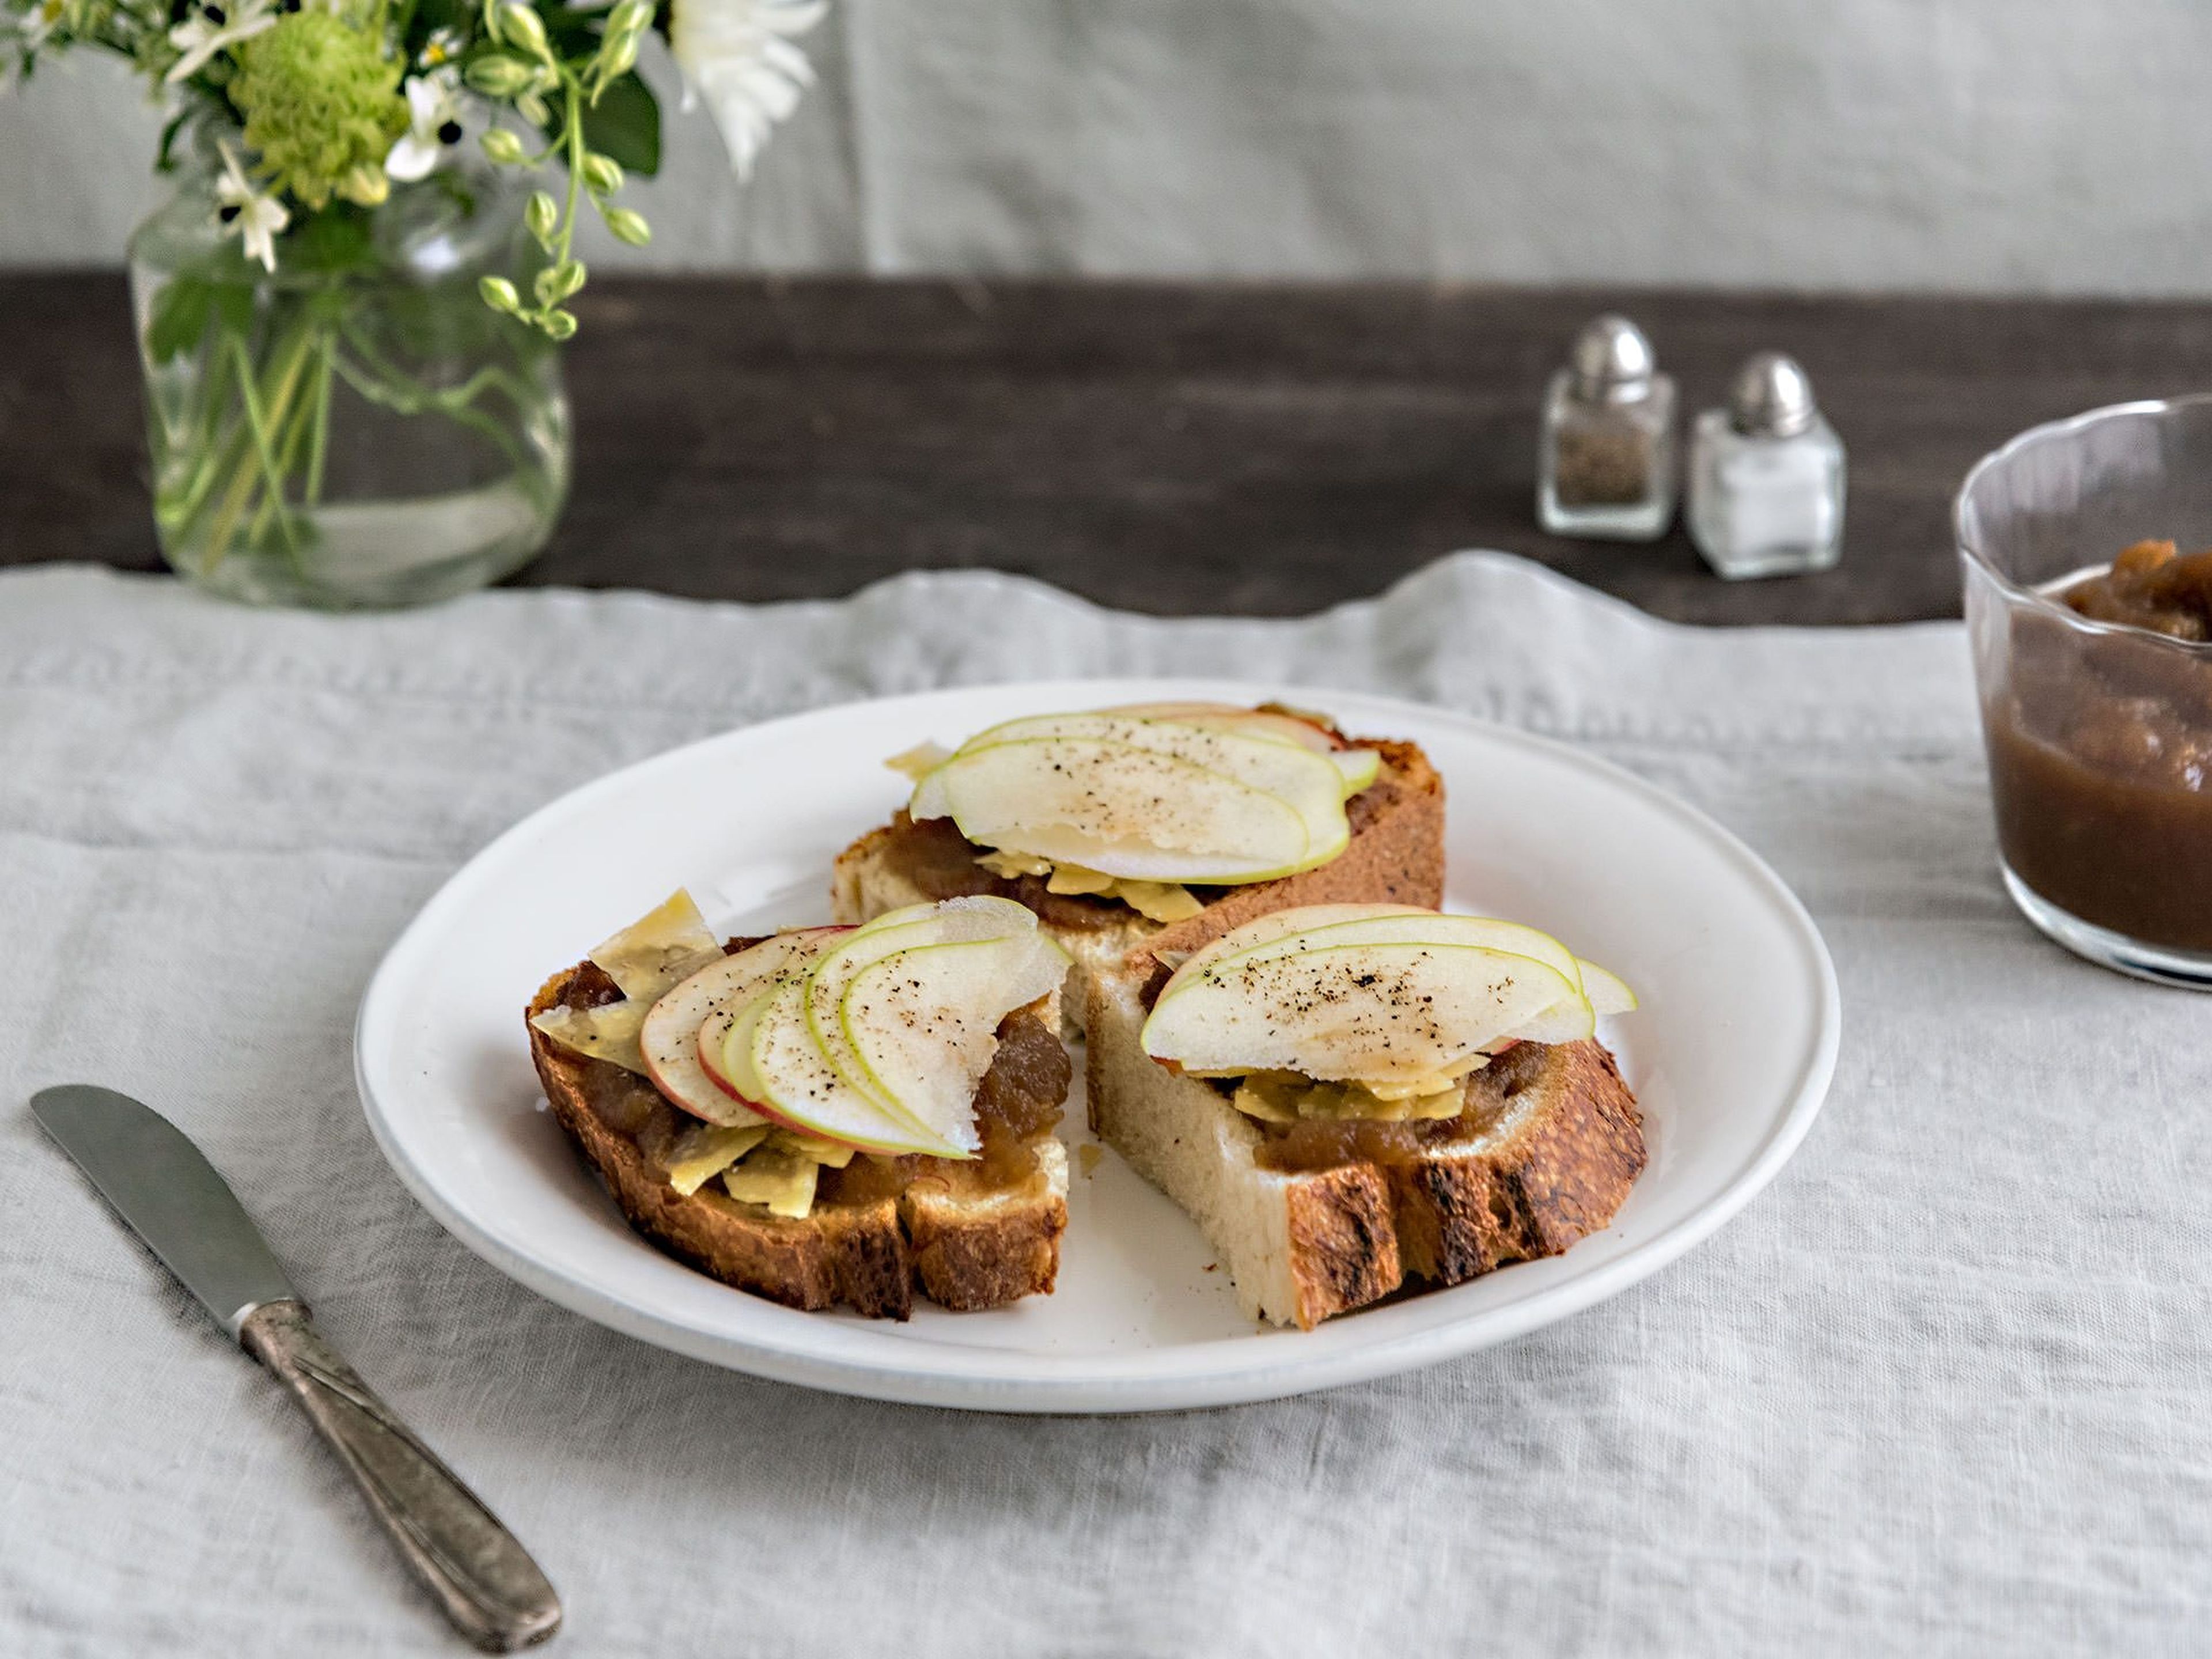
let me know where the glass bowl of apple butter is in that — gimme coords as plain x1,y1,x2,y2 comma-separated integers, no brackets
1959,395,2212,988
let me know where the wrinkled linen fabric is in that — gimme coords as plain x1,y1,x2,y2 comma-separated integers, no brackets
2,555,2206,1656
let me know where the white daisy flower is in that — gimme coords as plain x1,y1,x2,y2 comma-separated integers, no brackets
417,25,465,67
669,0,827,180
385,69,468,183
214,140,288,272
165,0,277,84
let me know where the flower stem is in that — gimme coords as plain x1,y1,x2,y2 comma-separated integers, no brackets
304,332,334,505
559,76,585,269
203,320,316,570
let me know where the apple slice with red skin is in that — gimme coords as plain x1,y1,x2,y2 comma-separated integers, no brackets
639,926,849,1126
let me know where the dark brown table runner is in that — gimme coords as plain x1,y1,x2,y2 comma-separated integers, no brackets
9,272,2210,623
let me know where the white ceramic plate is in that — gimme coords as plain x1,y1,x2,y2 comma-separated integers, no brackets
357,680,1839,1414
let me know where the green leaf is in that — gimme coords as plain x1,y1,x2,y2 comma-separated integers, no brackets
279,206,380,276
210,282,256,337
578,72,659,176
155,110,192,176
146,278,214,363
540,2,605,55
146,272,259,362
405,0,477,50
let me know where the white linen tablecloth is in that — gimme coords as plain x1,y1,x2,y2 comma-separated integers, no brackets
4,555,2207,1656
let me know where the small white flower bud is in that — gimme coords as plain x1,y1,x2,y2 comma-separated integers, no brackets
499,2,550,58
602,206,652,247
580,153,623,195
525,190,559,249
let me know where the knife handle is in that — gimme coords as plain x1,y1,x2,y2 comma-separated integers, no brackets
240,1301,562,1652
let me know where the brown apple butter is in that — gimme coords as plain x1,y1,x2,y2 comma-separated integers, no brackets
1245,1041,1544,1174
557,942,1068,1205
1984,541,2212,949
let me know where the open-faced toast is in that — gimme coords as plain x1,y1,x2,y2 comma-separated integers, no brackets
833,713,1446,1020
1083,957,1643,1328
527,916,1072,1320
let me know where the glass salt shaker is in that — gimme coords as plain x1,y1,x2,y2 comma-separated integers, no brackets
1537,314,1677,540
1687,351,1846,579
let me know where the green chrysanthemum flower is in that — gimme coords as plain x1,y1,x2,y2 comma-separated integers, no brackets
228,9,406,211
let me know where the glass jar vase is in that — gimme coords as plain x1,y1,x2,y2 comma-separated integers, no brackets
128,161,569,609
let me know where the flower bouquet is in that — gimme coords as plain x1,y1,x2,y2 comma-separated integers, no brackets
4,0,824,606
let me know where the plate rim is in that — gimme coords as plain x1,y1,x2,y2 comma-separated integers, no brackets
355,676,1841,1414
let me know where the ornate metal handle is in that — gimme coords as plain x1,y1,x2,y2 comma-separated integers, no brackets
240,1301,562,1652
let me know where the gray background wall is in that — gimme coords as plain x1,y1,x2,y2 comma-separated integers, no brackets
7,0,2212,292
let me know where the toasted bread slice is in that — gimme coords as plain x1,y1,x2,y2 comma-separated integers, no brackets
832,736,1446,1023
527,960,1069,1320
1082,963,1645,1330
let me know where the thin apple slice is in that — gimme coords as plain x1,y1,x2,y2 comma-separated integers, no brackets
703,984,783,1115
1094,702,1344,753
839,933,1069,1153
980,704,1380,797
1328,747,1382,796
910,734,1350,883
1156,903,1440,986
944,714,1333,785
1157,909,1635,1036
1577,959,1638,1016
802,897,1046,1123
1496,987,1597,1046
641,929,842,1126
1162,911,1588,1005
1142,941,1580,1082
741,978,970,1157
844,892,1043,943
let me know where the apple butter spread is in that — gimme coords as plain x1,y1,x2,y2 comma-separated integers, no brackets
1984,540,2212,949
1236,1040,1561,1175
2061,539,2212,639
556,946,1068,1209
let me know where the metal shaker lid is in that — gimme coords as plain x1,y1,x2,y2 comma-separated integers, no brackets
1567,314,1657,404
1727,351,1818,438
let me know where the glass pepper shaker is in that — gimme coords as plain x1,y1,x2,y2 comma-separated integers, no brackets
1537,314,1677,540
1687,352,1846,579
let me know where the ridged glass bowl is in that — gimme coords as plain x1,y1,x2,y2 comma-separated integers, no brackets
1957,395,2212,989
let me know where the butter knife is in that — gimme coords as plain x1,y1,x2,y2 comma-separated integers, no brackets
31,1084,562,1652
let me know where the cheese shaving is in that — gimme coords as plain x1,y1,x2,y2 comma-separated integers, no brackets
724,1146,820,1218
976,847,1054,878
529,999,650,1074
1044,863,1117,896
1228,1068,1476,1125
588,888,722,1002
662,1123,771,1196
977,850,1203,923
1112,880,1205,923
885,741,955,783
768,1128,857,1168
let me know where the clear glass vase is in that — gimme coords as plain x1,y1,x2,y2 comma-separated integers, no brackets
128,161,570,609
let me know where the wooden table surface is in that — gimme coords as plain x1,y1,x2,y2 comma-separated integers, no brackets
9,271,2212,623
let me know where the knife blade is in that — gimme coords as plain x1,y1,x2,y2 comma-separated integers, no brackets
32,1084,562,1653
32,1083,298,1336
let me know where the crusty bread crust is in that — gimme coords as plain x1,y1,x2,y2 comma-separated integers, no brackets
831,736,1448,1016
527,968,1067,1320
1082,965,1644,1330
